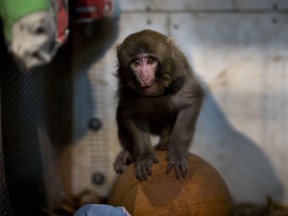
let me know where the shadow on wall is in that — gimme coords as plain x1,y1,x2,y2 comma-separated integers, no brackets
192,86,284,203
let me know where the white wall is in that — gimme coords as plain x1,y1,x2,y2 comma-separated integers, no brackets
71,0,288,203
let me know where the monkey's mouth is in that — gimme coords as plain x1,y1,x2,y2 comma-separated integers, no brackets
141,81,154,89
141,83,155,95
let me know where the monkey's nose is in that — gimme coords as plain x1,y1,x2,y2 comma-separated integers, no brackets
140,76,149,85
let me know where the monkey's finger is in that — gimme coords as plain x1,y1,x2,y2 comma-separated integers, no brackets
147,163,153,176
142,165,150,180
120,165,128,173
166,154,170,161
135,169,144,181
174,165,181,179
180,159,188,177
135,166,148,181
143,172,148,181
180,165,188,177
166,162,174,174
114,167,120,173
118,166,126,173
114,163,123,173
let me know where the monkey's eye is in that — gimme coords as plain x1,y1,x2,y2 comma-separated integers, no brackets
147,57,155,64
131,59,141,67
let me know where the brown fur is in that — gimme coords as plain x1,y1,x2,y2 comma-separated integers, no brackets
114,29,204,181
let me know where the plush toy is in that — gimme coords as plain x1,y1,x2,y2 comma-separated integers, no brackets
0,0,69,70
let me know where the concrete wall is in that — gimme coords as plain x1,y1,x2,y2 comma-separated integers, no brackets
71,0,288,203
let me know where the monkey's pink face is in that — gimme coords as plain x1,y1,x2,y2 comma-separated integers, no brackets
130,54,158,96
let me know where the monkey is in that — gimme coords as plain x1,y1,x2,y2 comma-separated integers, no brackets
113,29,204,181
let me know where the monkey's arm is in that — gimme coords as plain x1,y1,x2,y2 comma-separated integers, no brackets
166,106,199,178
168,79,203,178
116,108,159,181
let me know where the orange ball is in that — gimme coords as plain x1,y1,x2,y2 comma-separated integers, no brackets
109,151,232,216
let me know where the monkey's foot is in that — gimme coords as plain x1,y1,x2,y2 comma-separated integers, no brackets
135,154,159,181
155,142,168,151
114,150,134,173
166,155,188,179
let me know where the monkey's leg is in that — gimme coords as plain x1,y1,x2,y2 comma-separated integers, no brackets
114,124,134,173
155,127,171,150
117,113,158,181
132,121,159,181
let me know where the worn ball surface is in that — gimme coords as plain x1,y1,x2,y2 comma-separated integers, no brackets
109,151,232,216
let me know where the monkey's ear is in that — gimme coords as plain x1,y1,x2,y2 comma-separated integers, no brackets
167,36,174,44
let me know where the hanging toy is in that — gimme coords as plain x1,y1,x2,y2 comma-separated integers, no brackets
0,0,69,70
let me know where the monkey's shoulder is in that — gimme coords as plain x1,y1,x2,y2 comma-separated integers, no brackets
169,77,204,108
174,76,203,96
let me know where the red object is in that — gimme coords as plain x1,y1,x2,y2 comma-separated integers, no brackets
73,0,114,22
56,0,69,43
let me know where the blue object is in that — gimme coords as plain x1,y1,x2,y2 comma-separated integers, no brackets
74,204,130,216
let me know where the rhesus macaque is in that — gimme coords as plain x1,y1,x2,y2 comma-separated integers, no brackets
114,29,204,181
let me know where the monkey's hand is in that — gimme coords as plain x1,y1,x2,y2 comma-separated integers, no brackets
135,154,159,181
166,153,188,179
114,150,134,173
